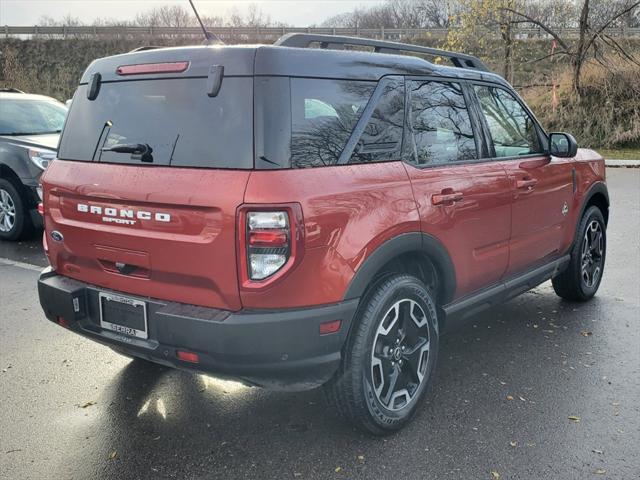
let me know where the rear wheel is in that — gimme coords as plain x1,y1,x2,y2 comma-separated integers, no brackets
0,179,33,241
553,206,606,301
325,274,439,435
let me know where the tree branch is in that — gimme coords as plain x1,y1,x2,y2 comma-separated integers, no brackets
584,1,640,53
525,51,571,64
501,7,569,51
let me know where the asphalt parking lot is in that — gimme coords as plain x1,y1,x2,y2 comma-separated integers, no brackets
1,168,638,480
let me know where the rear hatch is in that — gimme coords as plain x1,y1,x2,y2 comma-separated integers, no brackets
41,46,257,310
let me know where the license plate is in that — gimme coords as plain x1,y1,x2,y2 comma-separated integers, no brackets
99,292,148,339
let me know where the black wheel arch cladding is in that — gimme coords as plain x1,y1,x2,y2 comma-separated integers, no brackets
343,232,457,305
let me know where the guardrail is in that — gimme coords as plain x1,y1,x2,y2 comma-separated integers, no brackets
2,25,640,39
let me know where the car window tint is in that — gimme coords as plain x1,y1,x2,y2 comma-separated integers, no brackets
348,78,404,165
58,77,253,169
474,85,542,158
408,81,477,165
291,79,375,168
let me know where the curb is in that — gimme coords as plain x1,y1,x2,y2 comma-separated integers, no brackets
605,159,640,168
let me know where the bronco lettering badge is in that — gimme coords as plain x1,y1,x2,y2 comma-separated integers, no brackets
77,204,171,226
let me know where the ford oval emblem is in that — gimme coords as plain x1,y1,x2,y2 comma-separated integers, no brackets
51,230,64,242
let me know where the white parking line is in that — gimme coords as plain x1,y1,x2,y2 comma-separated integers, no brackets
0,257,45,272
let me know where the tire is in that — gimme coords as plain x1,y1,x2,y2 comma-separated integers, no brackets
325,274,439,435
0,178,33,241
552,206,607,302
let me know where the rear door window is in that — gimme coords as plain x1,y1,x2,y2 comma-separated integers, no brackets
58,77,253,169
406,80,477,165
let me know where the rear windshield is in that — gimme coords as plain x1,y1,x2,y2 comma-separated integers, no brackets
0,99,67,135
58,77,253,169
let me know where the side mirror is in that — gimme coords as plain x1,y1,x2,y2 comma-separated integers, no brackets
549,132,578,158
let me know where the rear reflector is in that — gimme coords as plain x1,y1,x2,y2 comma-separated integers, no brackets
176,350,200,363
116,61,190,76
319,320,342,335
57,316,70,328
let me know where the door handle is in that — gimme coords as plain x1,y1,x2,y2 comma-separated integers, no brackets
432,191,464,206
516,178,538,190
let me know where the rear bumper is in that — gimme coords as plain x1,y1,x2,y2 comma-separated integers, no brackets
37,269,358,391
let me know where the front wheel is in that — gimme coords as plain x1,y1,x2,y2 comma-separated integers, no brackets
0,179,33,241
325,274,439,435
553,206,607,301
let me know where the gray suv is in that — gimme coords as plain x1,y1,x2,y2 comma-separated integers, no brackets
0,89,67,240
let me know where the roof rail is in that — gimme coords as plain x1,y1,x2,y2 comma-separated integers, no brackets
0,88,25,94
274,33,490,72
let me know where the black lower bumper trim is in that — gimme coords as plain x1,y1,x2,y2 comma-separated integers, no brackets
38,270,359,391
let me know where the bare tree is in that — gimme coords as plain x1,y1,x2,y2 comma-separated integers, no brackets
504,0,640,94
323,0,459,29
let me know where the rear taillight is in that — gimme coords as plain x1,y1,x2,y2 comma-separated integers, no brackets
238,204,304,287
246,211,290,280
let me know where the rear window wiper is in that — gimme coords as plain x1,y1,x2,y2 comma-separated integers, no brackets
101,143,154,162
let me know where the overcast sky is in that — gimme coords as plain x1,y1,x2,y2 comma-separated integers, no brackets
1,0,385,26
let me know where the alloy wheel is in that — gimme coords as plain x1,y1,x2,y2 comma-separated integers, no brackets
581,220,604,289
0,188,16,233
370,298,431,412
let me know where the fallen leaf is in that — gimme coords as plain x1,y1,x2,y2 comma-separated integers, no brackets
594,469,606,475
108,450,117,460
357,455,365,462
506,395,514,401
581,331,593,337
568,416,581,422
80,401,96,409
491,471,501,479
335,467,342,473
509,441,517,448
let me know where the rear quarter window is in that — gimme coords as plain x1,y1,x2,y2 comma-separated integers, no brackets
289,78,404,168
290,78,376,168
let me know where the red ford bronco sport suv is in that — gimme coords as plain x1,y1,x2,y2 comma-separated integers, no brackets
37,34,609,434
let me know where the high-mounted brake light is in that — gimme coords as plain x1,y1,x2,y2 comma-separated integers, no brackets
116,62,190,76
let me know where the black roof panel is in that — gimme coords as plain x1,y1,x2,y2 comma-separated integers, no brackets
80,42,508,87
